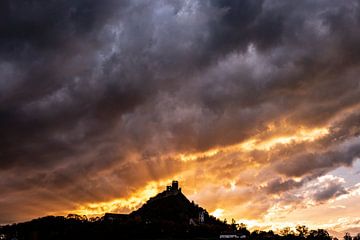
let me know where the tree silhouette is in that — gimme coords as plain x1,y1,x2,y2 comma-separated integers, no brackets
230,218,239,232
353,233,360,240
344,232,352,240
296,225,309,237
307,229,331,240
280,227,295,236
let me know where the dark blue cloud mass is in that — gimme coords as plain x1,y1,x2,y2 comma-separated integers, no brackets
1,0,360,224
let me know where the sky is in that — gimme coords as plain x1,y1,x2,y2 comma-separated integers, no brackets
1,0,360,236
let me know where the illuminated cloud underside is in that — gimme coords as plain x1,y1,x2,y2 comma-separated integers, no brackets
1,0,360,237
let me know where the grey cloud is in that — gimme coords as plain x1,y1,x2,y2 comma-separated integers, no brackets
265,178,305,194
274,135,360,178
265,175,350,210
312,182,348,202
2,0,360,223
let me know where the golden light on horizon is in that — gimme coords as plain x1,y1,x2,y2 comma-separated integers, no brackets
46,123,358,239
4,1,360,238
70,126,330,219
71,180,174,217
210,208,225,219
177,126,329,162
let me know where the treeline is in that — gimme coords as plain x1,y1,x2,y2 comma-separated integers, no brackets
0,214,225,240
228,220,360,240
0,214,359,240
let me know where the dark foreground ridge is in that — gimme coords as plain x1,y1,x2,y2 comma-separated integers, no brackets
0,181,344,240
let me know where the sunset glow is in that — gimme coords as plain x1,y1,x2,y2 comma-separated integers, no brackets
71,180,173,217
178,126,329,162
211,209,224,219
2,0,360,238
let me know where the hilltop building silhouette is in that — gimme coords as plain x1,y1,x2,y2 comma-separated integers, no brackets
0,180,234,239
167,180,179,191
148,180,182,203
105,180,182,222
104,180,210,226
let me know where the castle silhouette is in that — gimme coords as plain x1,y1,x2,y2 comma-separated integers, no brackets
105,180,207,224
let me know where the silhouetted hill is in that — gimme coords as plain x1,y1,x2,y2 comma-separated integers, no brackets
133,191,194,222
0,181,340,240
0,181,228,239
130,182,218,226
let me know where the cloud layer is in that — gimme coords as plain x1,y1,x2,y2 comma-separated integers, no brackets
1,0,360,230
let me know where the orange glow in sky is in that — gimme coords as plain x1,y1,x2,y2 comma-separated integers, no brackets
3,2,360,238
177,126,329,162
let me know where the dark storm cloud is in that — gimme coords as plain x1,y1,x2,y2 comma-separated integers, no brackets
264,178,306,194
274,112,360,178
0,0,126,54
312,181,348,202
209,0,284,52
0,0,134,169
2,0,360,223
265,175,350,209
